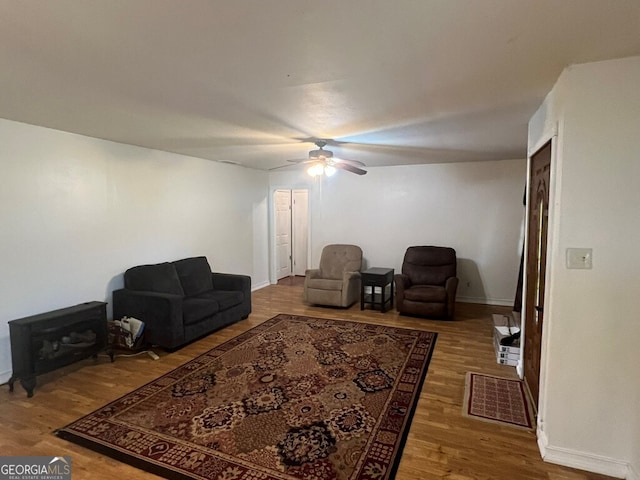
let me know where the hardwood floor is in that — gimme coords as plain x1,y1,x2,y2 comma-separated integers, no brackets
0,283,613,480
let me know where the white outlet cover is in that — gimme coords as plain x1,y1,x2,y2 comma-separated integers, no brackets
566,248,593,269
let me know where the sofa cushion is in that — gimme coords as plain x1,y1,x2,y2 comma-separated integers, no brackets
182,298,220,325
195,290,244,311
404,285,447,303
173,256,214,296
124,263,185,296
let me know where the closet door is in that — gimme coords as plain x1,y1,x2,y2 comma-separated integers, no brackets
274,189,292,280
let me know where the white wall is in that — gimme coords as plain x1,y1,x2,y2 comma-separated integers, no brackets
528,56,640,478
0,118,270,383
270,159,526,305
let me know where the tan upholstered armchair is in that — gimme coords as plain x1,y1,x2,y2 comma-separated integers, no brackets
395,246,459,319
304,244,363,307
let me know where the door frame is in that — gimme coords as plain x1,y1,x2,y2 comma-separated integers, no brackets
291,189,309,276
268,186,311,285
520,126,559,442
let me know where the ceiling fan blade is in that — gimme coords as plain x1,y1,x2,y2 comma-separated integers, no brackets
334,163,367,175
269,164,298,171
287,158,317,165
333,157,366,168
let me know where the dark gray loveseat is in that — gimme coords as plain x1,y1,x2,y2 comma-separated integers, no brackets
112,256,251,350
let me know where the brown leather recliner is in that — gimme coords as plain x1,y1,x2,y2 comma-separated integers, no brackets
395,246,459,319
304,244,363,307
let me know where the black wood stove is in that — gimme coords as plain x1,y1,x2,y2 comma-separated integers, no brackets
8,301,113,397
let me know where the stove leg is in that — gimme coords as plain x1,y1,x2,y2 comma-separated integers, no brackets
20,377,36,398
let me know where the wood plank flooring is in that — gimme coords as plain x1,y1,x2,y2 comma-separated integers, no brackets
0,282,614,479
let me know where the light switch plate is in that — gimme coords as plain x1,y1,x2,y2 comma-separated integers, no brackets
566,248,593,269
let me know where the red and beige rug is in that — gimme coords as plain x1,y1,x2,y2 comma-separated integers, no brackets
463,372,535,430
57,314,437,479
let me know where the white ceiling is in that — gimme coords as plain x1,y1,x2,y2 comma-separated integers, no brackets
1,1,640,172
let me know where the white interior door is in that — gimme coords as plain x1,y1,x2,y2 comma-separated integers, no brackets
274,189,292,280
292,189,308,276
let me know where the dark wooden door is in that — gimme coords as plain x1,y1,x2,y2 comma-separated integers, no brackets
524,141,551,409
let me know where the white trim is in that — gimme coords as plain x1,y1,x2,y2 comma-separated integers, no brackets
456,296,513,306
541,441,628,479
537,428,549,458
251,280,271,291
528,123,558,157
521,128,559,456
536,124,563,456
628,463,640,480
0,370,11,385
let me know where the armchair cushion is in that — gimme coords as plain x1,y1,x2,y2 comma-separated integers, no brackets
306,278,344,291
319,245,362,279
402,247,456,286
403,285,447,303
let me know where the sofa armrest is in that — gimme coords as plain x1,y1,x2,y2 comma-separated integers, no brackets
211,272,251,293
211,273,252,319
112,289,185,349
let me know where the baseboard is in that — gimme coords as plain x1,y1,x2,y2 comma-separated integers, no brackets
251,280,271,291
456,296,513,307
628,463,639,480
538,432,629,479
0,369,11,386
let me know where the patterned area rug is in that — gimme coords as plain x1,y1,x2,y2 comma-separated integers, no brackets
463,372,535,430
57,314,437,479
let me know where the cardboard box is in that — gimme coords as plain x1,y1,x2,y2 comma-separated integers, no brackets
493,334,520,355
492,313,520,365
496,354,518,366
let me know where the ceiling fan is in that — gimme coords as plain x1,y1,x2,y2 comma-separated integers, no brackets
286,140,367,176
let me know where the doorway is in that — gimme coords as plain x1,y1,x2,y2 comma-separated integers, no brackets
523,140,551,410
273,189,309,281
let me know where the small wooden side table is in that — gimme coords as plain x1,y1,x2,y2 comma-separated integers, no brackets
360,268,394,312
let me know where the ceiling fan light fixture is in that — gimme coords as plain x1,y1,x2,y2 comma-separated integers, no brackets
309,148,333,160
307,163,324,177
283,139,366,176
308,140,333,161
324,165,336,176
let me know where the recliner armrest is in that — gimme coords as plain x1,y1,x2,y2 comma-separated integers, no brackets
343,271,361,282
445,276,459,320
445,276,459,296
211,272,251,292
305,268,321,279
394,273,411,290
